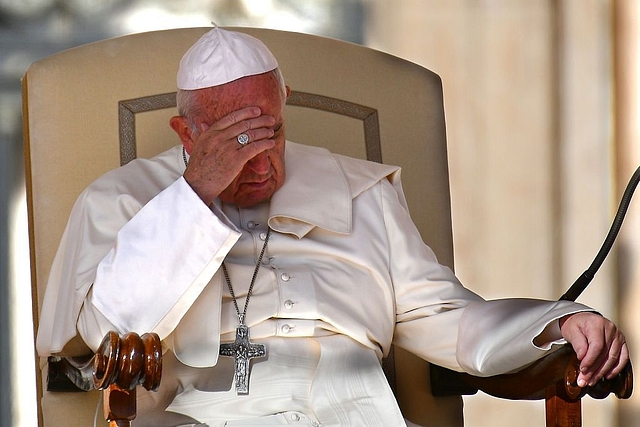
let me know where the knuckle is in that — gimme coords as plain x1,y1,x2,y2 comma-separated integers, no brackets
227,111,240,124
618,331,627,342
590,340,606,354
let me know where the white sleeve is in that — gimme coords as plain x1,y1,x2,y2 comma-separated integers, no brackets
456,298,591,376
78,177,240,351
382,177,592,375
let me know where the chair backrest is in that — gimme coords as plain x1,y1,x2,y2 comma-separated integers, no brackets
23,27,461,426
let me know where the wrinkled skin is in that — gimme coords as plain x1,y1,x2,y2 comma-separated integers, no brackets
170,71,289,208
559,312,628,387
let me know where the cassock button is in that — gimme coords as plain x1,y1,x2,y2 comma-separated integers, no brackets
284,300,294,309
259,231,268,240
291,413,301,422
281,324,292,334
281,273,290,282
247,221,257,229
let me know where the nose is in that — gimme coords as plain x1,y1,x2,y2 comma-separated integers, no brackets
246,151,271,175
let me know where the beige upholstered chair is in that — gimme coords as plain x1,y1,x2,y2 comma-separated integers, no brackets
23,27,459,426
23,27,632,426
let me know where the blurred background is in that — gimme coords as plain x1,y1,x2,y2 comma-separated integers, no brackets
1,0,639,426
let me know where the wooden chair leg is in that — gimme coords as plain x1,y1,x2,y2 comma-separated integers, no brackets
104,384,137,427
545,384,581,427
93,332,162,427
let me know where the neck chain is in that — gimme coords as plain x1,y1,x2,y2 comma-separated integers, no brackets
221,227,272,325
219,227,272,395
182,146,188,167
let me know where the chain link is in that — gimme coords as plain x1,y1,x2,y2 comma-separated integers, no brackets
222,227,272,325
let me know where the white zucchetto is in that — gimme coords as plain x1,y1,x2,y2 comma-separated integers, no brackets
177,27,279,90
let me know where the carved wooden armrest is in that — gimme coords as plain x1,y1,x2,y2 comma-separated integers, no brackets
430,344,633,427
47,331,162,427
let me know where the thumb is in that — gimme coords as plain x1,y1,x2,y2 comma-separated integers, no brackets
561,315,589,360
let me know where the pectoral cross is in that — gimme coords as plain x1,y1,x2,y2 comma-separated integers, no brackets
219,324,266,394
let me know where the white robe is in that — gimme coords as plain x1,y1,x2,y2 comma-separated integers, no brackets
36,141,589,426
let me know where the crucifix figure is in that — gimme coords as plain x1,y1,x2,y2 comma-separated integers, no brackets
219,324,267,394
219,228,272,395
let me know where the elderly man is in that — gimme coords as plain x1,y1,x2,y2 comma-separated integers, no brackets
36,27,628,426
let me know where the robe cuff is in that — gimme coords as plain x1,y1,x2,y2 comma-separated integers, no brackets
457,298,591,376
92,177,240,339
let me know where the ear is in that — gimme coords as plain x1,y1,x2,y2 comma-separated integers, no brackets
285,85,291,99
170,116,195,154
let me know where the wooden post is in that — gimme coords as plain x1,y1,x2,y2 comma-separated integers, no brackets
92,332,162,427
545,383,582,427
104,384,137,427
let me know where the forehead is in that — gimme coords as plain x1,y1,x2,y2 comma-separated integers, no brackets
196,72,284,122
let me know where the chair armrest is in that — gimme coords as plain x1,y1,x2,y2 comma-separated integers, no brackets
47,331,162,392
430,344,633,401
46,331,163,426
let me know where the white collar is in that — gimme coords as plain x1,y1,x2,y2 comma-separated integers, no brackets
268,141,401,238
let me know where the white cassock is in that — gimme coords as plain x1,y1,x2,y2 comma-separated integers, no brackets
36,141,590,426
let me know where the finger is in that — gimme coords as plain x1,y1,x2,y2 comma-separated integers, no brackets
609,342,631,378
200,114,274,152
577,327,627,386
233,127,275,147
566,328,590,362
598,333,626,372
192,114,274,157
576,330,608,386
211,106,262,131
227,114,275,139
236,138,276,159
580,339,621,386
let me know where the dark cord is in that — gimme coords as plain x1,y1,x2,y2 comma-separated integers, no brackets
560,166,640,301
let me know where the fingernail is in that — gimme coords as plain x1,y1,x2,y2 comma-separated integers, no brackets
577,379,586,387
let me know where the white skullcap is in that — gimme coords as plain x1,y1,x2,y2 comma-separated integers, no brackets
177,26,278,90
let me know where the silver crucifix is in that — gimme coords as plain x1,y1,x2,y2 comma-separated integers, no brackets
219,324,266,394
